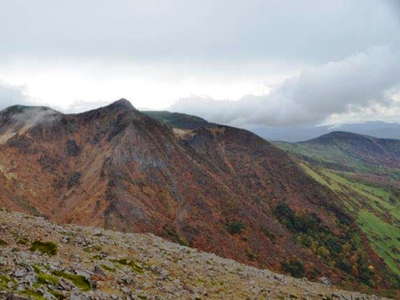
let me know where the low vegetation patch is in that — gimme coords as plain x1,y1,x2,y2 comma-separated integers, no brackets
19,289,45,300
52,271,91,291
30,241,58,256
17,237,29,245
100,264,116,272
0,275,15,290
83,245,102,253
37,272,60,286
281,260,305,278
163,226,189,246
225,221,245,235
111,258,144,273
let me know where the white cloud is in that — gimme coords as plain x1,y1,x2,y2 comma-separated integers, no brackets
171,46,400,126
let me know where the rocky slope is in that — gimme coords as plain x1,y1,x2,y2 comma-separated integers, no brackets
0,209,389,299
0,100,397,294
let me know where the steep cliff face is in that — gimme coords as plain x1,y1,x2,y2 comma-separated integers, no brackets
0,100,396,292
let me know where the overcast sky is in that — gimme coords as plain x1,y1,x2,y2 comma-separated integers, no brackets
0,0,399,127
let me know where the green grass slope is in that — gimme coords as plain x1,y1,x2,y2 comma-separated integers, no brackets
276,132,400,283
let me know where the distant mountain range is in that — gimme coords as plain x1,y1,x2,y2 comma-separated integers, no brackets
143,110,400,142
251,121,400,142
0,103,398,297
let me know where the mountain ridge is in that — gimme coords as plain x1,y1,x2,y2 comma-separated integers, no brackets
0,100,398,295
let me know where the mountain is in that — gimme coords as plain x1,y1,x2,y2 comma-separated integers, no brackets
252,121,400,142
0,100,398,295
0,209,387,299
275,131,400,286
277,131,400,176
143,110,216,130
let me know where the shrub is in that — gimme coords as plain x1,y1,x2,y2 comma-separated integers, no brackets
325,237,342,254
30,241,58,256
163,226,188,246
281,260,305,278
226,221,245,235
274,203,323,234
17,238,29,245
336,260,352,274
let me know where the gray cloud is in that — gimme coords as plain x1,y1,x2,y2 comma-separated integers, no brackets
0,82,32,110
0,0,397,65
0,0,399,126
171,45,400,126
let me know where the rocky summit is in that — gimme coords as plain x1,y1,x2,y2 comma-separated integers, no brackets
0,209,388,299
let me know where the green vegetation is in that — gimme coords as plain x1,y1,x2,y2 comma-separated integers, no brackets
274,203,323,234
100,264,116,272
17,237,29,245
36,272,60,285
163,226,189,246
300,165,400,278
281,260,305,278
357,211,400,277
37,272,60,285
49,290,65,299
111,258,144,273
33,264,60,287
277,133,400,180
19,289,46,300
226,221,245,235
30,241,58,256
52,271,91,291
274,202,378,285
143,111,211,130
0,275,15,290
276,136,400,286
83,245,102,253
0,239,7,246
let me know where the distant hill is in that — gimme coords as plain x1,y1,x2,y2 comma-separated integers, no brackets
277,131,400,174
275,131,400,282
253,121,400,142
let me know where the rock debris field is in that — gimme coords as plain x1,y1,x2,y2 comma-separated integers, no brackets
0,209,388,299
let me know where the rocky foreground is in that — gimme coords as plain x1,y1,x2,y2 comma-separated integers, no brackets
0,209,387,299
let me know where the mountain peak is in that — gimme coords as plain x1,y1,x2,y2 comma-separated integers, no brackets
76,98,139,121
107,98,135,110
